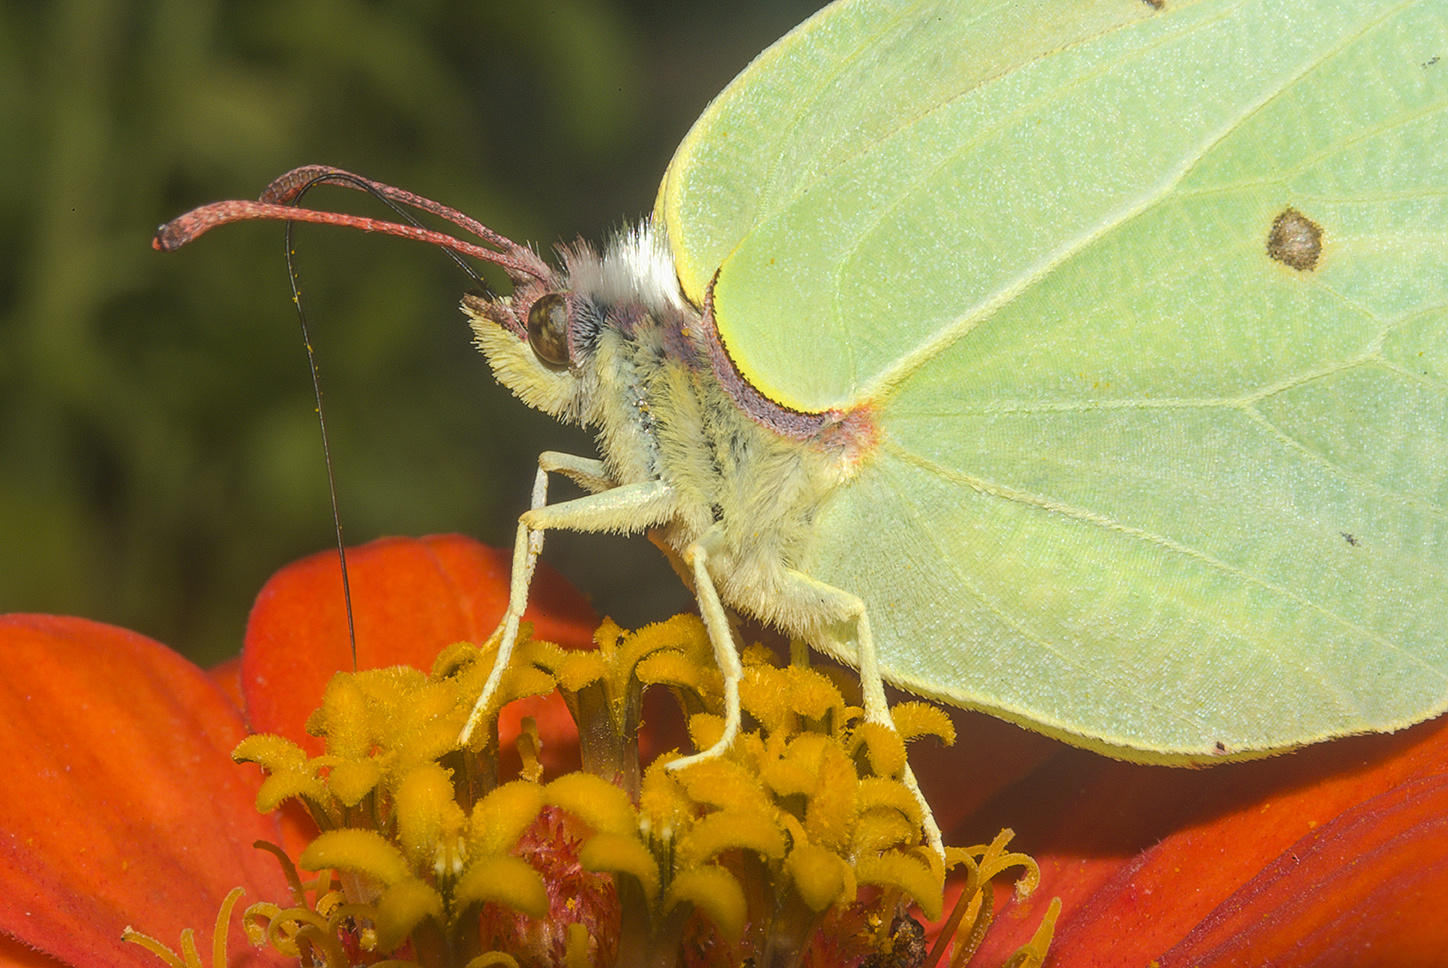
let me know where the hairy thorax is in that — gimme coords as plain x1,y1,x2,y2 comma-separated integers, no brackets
465,220,878,639
584,270,864,633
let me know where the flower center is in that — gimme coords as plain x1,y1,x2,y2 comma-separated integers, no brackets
127,614,1057,967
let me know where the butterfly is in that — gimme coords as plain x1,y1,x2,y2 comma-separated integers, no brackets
157,0,1448,848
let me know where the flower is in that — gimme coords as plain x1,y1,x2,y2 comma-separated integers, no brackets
224,549,1016,967
3,533,1446,968
0,612,294,968
0,535,594,968
951,712,1448,965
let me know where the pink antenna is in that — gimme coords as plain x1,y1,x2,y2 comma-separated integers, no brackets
154,165,550,284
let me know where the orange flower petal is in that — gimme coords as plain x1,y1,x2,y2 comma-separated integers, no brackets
1161,765,1448,966
240,534,596,757
208,655,245,711
0,615,292,968
0,934,68,968
963,717,1448,966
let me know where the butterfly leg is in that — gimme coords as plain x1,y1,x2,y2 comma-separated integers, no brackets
457,453,675,746
852,606,946,857
773,569,946,858
665,526,744,770
667,540,944,855
536,451,616,494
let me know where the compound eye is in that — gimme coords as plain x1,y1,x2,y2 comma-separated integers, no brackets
525,292,570,367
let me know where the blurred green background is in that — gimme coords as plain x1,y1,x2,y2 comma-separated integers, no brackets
1,0,825,665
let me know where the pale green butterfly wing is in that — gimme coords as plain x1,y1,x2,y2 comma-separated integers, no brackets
657,0,1448,761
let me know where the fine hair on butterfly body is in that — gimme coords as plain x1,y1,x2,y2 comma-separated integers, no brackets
157,0,1448,834
462,222,892,744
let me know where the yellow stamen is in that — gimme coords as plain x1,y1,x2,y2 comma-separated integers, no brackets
122,887,244,968
133,614,1056,967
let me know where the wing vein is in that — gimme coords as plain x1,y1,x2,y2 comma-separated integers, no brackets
866,0,1420,401
879,437,1445,683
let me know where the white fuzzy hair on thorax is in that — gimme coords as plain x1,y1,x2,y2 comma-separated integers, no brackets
568,220,691,314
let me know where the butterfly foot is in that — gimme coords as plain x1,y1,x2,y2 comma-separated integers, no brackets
457,623,513,747
903,761,946,860
664,674,742,771
663,731,735,771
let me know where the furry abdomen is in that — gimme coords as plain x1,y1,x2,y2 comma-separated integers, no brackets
466,220,874,643
589,304,861,639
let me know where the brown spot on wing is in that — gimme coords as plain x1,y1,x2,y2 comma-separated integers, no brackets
1267,208,1323,271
